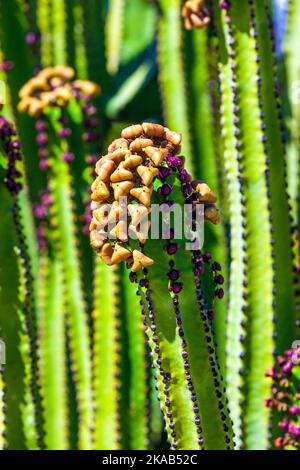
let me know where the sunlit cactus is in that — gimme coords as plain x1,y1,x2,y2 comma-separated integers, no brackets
90,124,234,450
209,0,298,449
0,0,299,452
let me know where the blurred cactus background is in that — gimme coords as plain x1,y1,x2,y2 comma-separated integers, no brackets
0,0,299,451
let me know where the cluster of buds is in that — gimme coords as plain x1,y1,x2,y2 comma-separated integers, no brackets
18,66,100,117
182,0,210,30
89,123,220,272
265,344,300,450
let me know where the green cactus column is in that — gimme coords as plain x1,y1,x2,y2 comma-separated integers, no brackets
47,118,94,449
283,0,300,225
212,0,297,449
157,0,193,171
39,255,68,449
89,123,234,450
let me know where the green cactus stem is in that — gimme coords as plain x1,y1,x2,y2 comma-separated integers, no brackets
47,112,94,449
1,115,45,449
16,68,102,448
120,266,149,449
37,0,53,66
157,0,193,171
210,2,248,448
211,0,297,449
105,0,125,75
39,254,68,449
92,261,122,449
186,25,229,366
51,0,67,66
90,123,233,449
282,0,300,225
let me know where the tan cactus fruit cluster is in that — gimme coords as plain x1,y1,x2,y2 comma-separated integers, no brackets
90,123,219,271
182,0,210,30
18,66,100,116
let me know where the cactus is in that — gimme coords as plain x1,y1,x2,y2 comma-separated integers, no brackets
208,0,298,450
89,123,234,450
281,0,300,225
0,0,299,452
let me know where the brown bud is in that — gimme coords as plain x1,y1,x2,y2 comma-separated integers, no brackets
137,165,159,186
93,204,111,225
17,97,31,114
91,179,111,202
196,182,217,203
132,250,154,272
144,146,167,166
28,98,46,117
109,148,131,164
55,86,73,102
91,201,102,211
129,138,154,154
99,243,114,266
108,138,129,153
130,186,153,206
96,159,116,182
128,204,150,226
49,77,64,88
110,164,134,183
111,243,132,264
204,205,220,225
121,124,143,140
164,128,182,146
122,154,143,169
90,230,105,251
142,122,165,138
40,91,58,105
182,1,210,31
112,181,135,200
73,79,101,96
129,222,151,244
110,221,128,242
108,201,127,223
51,65,75,79
19,77,47,98
89,217,99,231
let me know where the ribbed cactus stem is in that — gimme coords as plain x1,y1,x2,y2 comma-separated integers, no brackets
89,122,233,449
105,0,125,75
220,2,275,450
212,0,297,449
210,1,248,448
46,111,93,449
14,202,45,450
188,26,228,366
1,115,44,449
283,0,300,225
120,267,149,450
136,252,233,449
93,260,122,450
37,0,53,66
157,0,193,171
252,0,297,350
73,1,88,78
51,0,67,65
39,255,68,449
